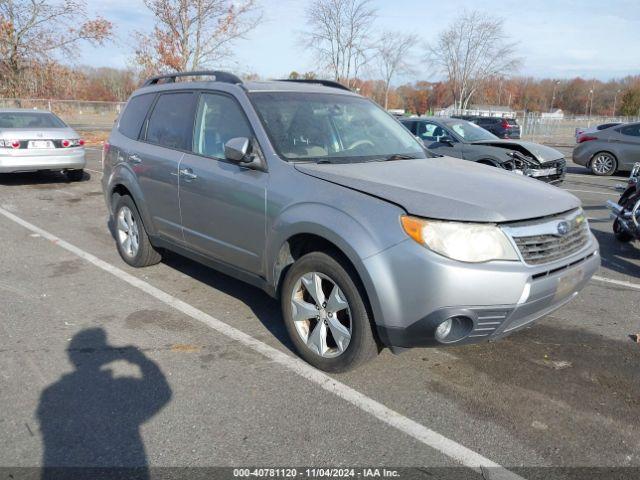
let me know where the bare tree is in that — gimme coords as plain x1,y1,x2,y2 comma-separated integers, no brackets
133,0,262,77
0,0,112,96
426,10,520,110
302,0,377,88
376,31,417,109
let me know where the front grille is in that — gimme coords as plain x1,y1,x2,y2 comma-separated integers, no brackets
533,158,567,183
513,217,590,265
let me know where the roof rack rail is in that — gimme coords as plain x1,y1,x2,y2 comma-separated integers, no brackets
142,70,243,87
277,79,351,92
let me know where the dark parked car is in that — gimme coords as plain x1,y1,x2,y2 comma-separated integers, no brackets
573,122,640,175
400,117,566,183
472,116,521,139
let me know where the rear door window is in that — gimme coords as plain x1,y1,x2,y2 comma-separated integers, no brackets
145,92,197,150
118,93,155,139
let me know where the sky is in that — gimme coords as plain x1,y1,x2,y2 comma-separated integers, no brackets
79,0,640,82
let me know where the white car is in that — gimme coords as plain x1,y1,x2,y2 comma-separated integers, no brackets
0,109,86,180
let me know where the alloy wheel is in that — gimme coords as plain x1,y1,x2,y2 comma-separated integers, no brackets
290,272,352,358
592,154,615,175
116,206,140,258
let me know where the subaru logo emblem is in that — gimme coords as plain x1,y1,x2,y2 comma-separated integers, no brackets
557,221,570,236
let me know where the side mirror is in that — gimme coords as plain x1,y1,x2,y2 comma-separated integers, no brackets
224,137,251,163
439,136,454,146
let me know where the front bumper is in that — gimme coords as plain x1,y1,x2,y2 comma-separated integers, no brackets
0,149,86,173
363,233,600,349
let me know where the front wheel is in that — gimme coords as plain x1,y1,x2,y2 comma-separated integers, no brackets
613,192,636,242
280,252,378,372
590,152,617,176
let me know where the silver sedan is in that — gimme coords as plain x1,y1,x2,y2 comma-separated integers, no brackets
0,109,86,180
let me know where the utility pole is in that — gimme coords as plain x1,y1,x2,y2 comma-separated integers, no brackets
550,80,560,112
612,89,621,117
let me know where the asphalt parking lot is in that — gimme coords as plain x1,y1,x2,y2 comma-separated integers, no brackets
1,147,639,479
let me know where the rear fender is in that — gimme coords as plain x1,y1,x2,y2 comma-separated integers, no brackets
107,164,157,237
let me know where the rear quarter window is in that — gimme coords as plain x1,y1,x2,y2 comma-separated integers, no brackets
118,93,156,139
618,125,640,137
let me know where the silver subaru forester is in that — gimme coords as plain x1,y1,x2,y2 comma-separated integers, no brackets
102,71,600,372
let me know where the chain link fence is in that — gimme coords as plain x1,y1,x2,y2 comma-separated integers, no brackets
0,98,125,129
518,113,640,146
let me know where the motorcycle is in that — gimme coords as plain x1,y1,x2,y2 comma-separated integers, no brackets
606,162,640,243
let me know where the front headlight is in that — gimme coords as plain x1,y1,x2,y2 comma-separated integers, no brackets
401,215,519,263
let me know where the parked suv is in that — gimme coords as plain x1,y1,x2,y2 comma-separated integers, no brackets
472,116,521,139
102,71,599,372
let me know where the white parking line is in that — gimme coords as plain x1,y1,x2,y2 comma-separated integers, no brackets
85,168,103,175
565,189,617,196
592,275,640,291
0,206,524,479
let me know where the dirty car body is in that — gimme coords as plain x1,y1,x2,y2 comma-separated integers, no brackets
102,73,598,371
401,117,566,184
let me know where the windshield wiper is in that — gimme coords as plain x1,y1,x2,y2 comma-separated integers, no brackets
380,154,421,161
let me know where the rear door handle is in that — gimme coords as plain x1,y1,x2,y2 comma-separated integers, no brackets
128,154,142,164
179,168,197,181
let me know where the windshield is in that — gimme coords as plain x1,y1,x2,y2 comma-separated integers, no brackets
447,120,498,142
0,112,66,129
249,92,427,162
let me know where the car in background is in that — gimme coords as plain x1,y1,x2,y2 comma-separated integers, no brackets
575,122,622,143
400,117,566,183
471,116,521,139
573,122,640,176
0,109,86,180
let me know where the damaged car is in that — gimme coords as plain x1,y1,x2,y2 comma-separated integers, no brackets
400,117,566,183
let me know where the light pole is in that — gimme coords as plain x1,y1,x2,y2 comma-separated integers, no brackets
587,88,594,127
612,89,621,117
550,80,560,112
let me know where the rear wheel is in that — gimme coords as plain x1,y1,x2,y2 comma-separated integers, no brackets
113,195,161,267
590,152,617,176
281,252,378,372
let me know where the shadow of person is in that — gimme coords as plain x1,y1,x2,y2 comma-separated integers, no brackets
37,328,171,480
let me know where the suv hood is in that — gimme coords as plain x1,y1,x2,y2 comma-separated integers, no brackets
470,140,564,164
295,156,580,223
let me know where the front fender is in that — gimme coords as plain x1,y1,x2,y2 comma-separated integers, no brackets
265,201,406,325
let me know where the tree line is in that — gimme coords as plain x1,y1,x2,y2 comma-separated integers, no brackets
1,0,639,116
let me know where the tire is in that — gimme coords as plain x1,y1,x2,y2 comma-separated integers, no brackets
590,152,617,176
280,251,378,373
112,194,162,267
613,218,633,242
65,169,85,181
613,193,636,242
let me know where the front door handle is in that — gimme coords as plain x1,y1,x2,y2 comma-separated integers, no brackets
128,153,142,164
179,168,197,181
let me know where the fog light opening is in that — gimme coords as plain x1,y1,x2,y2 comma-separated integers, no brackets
434,316,474,344
435,319,452,341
